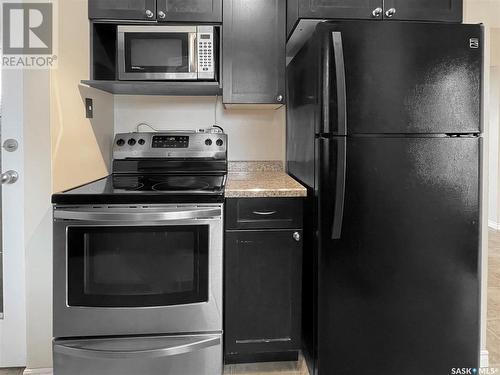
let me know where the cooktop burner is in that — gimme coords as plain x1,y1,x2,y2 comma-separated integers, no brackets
152,182,211,192
113,175,224,193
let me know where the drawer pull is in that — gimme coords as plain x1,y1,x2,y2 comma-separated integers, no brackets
235,337,291,344
252,210,277,216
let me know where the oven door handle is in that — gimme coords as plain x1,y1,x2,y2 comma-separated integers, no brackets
53,336,220,360
53,208,222,222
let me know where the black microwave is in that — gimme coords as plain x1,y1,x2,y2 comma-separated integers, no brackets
117,25,216,81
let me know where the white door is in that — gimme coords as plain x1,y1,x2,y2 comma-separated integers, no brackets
0,63,27,366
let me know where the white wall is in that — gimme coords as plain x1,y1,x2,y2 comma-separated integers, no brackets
24,70,53,370
114,96,286,162
51,0,115,194
490,67,499,227
488,28,500,228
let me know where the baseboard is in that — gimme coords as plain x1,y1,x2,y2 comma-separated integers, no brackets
488,220,500,230
481,350,490,368
23,368,53,375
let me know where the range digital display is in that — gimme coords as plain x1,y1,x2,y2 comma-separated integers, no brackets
152,136,189,149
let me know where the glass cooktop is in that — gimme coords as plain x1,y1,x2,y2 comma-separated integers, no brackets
52,174,226,205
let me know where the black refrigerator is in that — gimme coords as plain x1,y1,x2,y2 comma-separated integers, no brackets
287,21,482,375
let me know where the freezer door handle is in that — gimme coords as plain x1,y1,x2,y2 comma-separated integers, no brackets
53,335,221,360
328,137,347,240
323,32,347,135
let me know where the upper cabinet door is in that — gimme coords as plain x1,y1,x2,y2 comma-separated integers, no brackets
300,0,383,18
383,0,463,22
223,0,286,106
157,0,222,22
288,0,383,36
88,0,157,20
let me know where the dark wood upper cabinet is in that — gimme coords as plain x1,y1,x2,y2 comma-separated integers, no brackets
157,0,222,22
288,0,463,36
89,0,157,20
89,0,221,22
383,0,463,22
223,0,286,106
288,0,383,35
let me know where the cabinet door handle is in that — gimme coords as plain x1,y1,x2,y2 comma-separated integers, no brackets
158,11,166,19
145,9,154,18
276,95,284,102
293,232,301,242
385,8,396,17
372,7,383,17
252,210,277,216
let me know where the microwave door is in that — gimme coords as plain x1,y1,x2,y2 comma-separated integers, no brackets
117,26,198,81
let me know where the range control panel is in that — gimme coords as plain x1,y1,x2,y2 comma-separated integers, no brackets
113,130,227,160
152,135,189,149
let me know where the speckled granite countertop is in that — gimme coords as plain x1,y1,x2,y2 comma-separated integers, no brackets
225,161,308,198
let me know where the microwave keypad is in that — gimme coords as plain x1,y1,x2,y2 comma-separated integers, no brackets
198,33,214,74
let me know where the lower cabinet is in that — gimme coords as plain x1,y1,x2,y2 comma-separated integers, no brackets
224,198,303,364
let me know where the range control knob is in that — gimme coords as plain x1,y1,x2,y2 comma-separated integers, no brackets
116,139,125,146
128,139,137,146
216,139,224,147
205,139,213,146
138,139,146,145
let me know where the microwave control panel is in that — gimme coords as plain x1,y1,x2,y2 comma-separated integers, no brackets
197,26,215,80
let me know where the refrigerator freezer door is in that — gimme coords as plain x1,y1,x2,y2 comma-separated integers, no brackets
318,21,482,135
318,136,481,375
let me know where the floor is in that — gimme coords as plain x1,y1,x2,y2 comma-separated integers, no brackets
224,355,309,375
0,370,23,375
1,233,499,375
488,229,500,368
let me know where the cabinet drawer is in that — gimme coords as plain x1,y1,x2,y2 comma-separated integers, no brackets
226,198,303,230
54,334,222,375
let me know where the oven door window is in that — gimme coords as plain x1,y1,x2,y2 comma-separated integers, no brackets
67,225,209,308
124,33,190,73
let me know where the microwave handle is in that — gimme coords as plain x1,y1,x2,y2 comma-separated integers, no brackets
54,336,220,360
189,32,197,74
53,208,222,222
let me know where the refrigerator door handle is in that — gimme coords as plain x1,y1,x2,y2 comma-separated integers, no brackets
330,137,347,240
323,32,347,135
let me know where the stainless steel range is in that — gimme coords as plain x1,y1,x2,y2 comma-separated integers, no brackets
52,129,227,375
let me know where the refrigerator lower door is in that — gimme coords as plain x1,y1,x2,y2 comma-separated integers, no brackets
318,136,481,375
53,333,222,375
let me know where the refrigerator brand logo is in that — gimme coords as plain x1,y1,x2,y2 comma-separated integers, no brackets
469,38,480,49
451,368,499,375
1,0,57,68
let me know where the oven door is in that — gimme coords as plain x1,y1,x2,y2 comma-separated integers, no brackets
117,26,198,81
53,205,223,338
